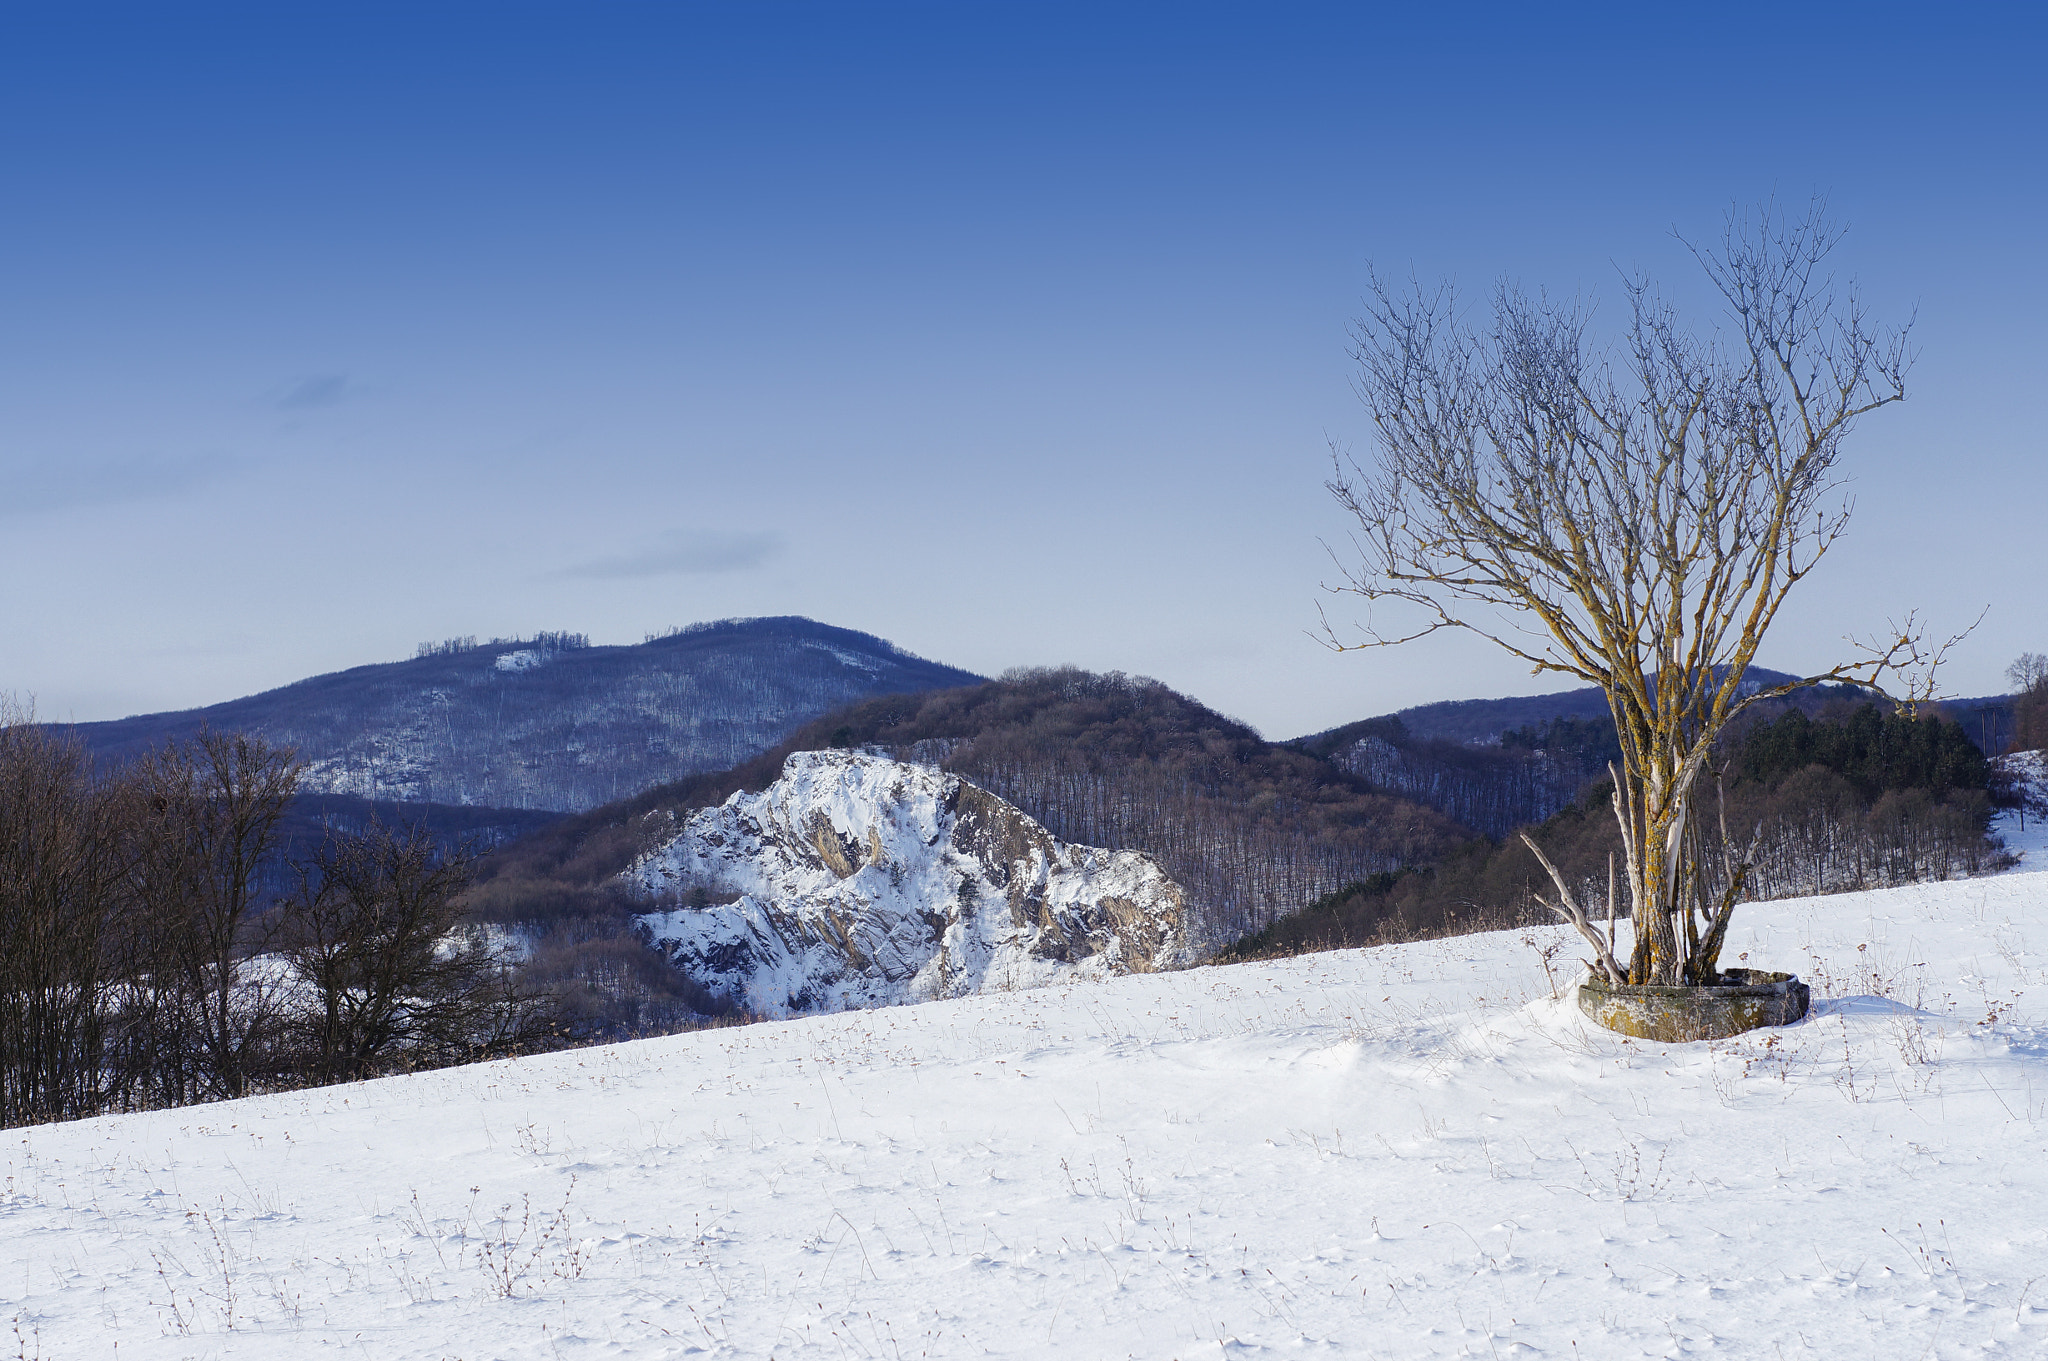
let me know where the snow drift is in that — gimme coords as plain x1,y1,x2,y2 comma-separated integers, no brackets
629,749,1194,1014
10,868,2047,1359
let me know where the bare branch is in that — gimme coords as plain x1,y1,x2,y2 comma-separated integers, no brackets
1519,831,1625,982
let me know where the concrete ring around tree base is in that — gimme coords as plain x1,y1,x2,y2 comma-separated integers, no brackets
1576,968,1812,1042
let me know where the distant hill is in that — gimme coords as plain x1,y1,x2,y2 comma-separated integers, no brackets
1289,669,2017,839
1289,669,1902,837
1300,666,1807,751
65,617,985,812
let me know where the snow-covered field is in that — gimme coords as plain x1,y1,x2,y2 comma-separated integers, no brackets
6,873,2047,1359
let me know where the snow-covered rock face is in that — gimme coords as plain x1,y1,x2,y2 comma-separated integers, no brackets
629,750,1193,1016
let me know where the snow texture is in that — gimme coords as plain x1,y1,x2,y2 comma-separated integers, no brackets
492,649,545,673
1994,751,2048,867
801,640,882,673
6,873,2048,1359
631,750,1193,1016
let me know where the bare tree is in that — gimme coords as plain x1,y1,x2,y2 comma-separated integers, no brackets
1327,202,1950,986
2007,653,2048,754
0,703,134,1125
131,729,301,1099
282,819,554,1082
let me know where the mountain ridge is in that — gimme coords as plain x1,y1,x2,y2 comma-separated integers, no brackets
58,617,985,813
1299,668,2016,753
1293,666,1808,751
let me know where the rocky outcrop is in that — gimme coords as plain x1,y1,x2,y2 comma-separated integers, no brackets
628,750,1193,1015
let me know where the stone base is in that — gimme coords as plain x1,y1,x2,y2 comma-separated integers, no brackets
1577,968,1812,1042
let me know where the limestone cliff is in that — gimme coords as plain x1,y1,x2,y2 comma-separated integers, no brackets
628,750,1192,1015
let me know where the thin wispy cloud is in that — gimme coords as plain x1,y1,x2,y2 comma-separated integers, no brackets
2,455,237,518
556,529,784,579
276,374,353,409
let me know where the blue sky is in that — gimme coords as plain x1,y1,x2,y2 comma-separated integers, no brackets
4,2,2042,737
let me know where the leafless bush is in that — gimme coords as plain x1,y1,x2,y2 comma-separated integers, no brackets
475,1177,585,1298
278,820,561,1082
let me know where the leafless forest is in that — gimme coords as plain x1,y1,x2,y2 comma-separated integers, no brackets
0,716,556,1127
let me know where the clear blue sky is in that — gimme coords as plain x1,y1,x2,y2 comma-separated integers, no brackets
5,2,2042,737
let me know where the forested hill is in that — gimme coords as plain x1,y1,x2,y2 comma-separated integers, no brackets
470,669,1474,951
1283,670,1993,838
1301,666,1808,750
1230,701,2010,963
1303,668,2016,756
63,618,983,813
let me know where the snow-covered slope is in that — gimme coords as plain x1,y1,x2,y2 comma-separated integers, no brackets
630,750,1193,1014
7,874,2048,1359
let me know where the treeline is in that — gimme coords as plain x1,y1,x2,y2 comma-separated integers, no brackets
2010,654,2048,754
0,713,560,1128
1228,703,2011,961
414,632,592,659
